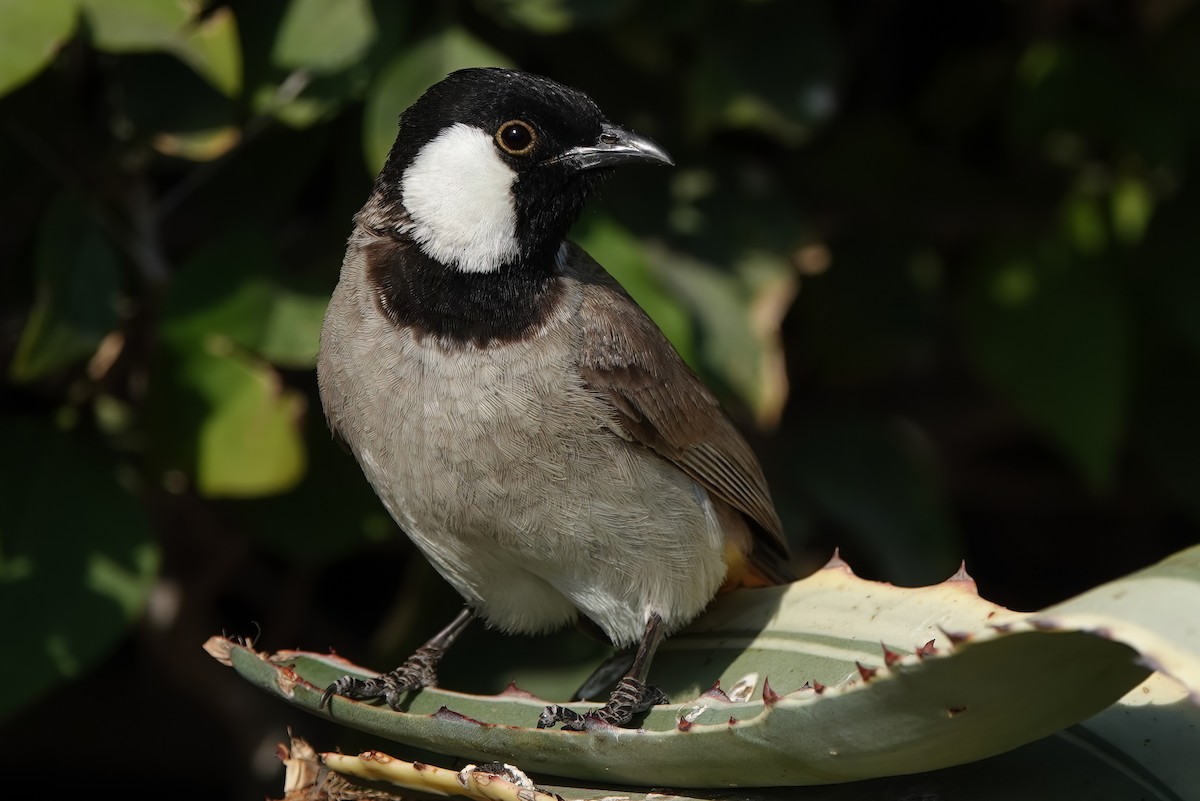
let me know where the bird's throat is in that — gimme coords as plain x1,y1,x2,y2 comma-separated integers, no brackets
365,234,565,346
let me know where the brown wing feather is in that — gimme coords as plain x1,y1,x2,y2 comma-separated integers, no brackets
564,244,794,584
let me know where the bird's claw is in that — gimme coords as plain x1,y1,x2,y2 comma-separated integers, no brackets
537,676,668,730
318,645,442,711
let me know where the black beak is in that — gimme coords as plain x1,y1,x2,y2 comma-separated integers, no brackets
553,123,674,171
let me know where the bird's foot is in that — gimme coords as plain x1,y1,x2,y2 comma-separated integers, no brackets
319,645,442,711
537,676,668,730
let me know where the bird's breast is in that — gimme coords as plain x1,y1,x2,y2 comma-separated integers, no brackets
317,253,729,644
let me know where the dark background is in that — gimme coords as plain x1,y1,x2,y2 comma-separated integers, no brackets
2,1,1197,798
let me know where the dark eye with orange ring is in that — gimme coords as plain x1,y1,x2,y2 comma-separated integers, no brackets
496,120,536,155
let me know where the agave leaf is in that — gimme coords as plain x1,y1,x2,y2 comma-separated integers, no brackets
211,545,1200,788
285,680,1200,801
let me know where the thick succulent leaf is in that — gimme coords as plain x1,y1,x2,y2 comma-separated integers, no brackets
1030,543,1200,702
211,545,1200,788
265,681,1198,799
279,681,1200,801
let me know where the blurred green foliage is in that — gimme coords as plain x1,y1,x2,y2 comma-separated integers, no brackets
0,1,1198,797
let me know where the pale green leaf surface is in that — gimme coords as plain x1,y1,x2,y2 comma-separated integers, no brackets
78,0,191,50
1032,545,1200,702
363,27,511,173
273,0,377,73
315,681,1199,800
213,546,1200,788
177,6,241,96
79,0,242,96
0,0,77,98
185,341,307,498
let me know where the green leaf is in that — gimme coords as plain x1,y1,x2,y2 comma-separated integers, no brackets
648,244,796,424
272,0,377,74
9,194,121,382
178,5,242,97
363,27,511,173
0,420,158,718
571,214,693,364
185,340,307,498
162,227,325,368
211,544,1200,788
79,0,242,96
151,228,314,497
285,678,1200,799
255,287,329,369
0,0,77,98
79,0,191,50
962,246,1128,487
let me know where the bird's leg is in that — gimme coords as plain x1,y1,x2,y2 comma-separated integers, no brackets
572,646,636,701
320,606,475,711
539,612,668,730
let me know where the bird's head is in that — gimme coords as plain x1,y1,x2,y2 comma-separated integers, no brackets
373,68,673,274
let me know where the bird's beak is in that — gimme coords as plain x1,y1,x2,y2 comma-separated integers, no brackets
554,123,674,171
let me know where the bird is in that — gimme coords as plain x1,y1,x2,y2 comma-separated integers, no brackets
316,67,796,730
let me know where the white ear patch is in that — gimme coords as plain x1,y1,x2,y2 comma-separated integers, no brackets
401,123,520,273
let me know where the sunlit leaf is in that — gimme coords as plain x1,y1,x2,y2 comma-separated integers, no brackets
179,5,242,97
0,0,77,98
273,0,377,74
9,194,121,383
78,0,192,50
363,27,511,173
79,0,242,96
162,227,325,368
185,339,307,498
0,420,158,718
214,543,1200,788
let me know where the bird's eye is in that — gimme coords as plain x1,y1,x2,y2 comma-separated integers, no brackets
496,120,536,155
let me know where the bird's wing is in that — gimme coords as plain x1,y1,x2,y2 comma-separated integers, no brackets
564,243,793,582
